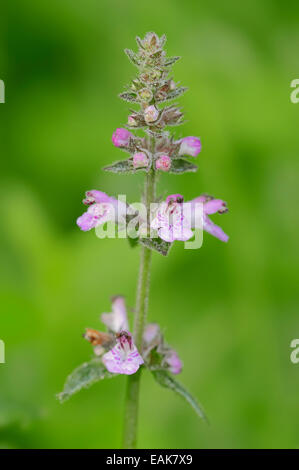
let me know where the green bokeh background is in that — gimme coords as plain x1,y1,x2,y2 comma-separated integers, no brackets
1,0,299,449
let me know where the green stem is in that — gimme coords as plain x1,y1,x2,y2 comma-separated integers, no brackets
122,168,156,449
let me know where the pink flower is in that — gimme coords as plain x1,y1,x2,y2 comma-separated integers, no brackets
99,297,143,375
178,136,201,157
133,152,149,169
164,349,183,375
155,155,171,172
191,195,228,242
76,190,127,231
151,193,229,243
102,331,144,375
112,128,133,147
144,105,159,123
151,194,193,242
101,296,129,333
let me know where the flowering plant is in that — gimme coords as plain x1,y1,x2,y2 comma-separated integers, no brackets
57,32,229,448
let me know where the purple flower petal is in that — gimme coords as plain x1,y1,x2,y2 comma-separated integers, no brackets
144,105,159,123
155,155,171,172
178,136,201,157
76,212,100,231
165,349,183,375
203,214,229,242
77,190,131,232
204,199,227,215
112,128,133,147
102,331,144,375
83,190,111,206
190,195,229,242
151,198,193,243
157,227,174,243
101,296,129,333
166,194,184,204
133,152,149,169
143,323,161,345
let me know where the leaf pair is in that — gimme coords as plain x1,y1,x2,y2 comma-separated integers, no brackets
57,359,207,422
103,158,197,175
156,86,188,103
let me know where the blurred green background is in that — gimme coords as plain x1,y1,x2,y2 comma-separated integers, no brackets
1,0,299,449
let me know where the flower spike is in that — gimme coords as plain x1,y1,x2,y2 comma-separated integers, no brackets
62,32,229,435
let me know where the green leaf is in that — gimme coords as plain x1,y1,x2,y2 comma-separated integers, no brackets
149,49,163,59
124,49,141,66
119,92,139,103
57,358,116,403
139,236,172,256
164,56,181,66
135,36,144,49
104,159,133,173
103,159,147,174
159,34,167,48
161,87,188,102
152,370,207,422
170,158,198,174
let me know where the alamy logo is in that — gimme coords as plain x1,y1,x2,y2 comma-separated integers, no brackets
290,79,299,104
0,340,5,363
0,80,5,103
290,339,299,364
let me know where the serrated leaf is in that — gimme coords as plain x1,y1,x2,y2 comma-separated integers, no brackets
149,49,163,59
119,92,139,103
170,158,198,174
152,370,207,422
136,36,144,49
156,87,188,103
124,49,141,66
159,34,167,48
57,358,116,403
103,159,147,174
139,236,172,256
164,56,181,66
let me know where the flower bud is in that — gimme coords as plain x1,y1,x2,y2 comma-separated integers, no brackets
178,136,201,157
127,114,138,127
143,32,159,50
155,154,171,172
144,105,159,123
133,152,149,169
161,106,183,126
138,88,153,102
112,128,133,147
165,350,182,375
140,72,150,84
131,79,140,91
150,69,162,81
143,323,161,345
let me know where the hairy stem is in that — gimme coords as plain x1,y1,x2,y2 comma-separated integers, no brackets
123,165,156,449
